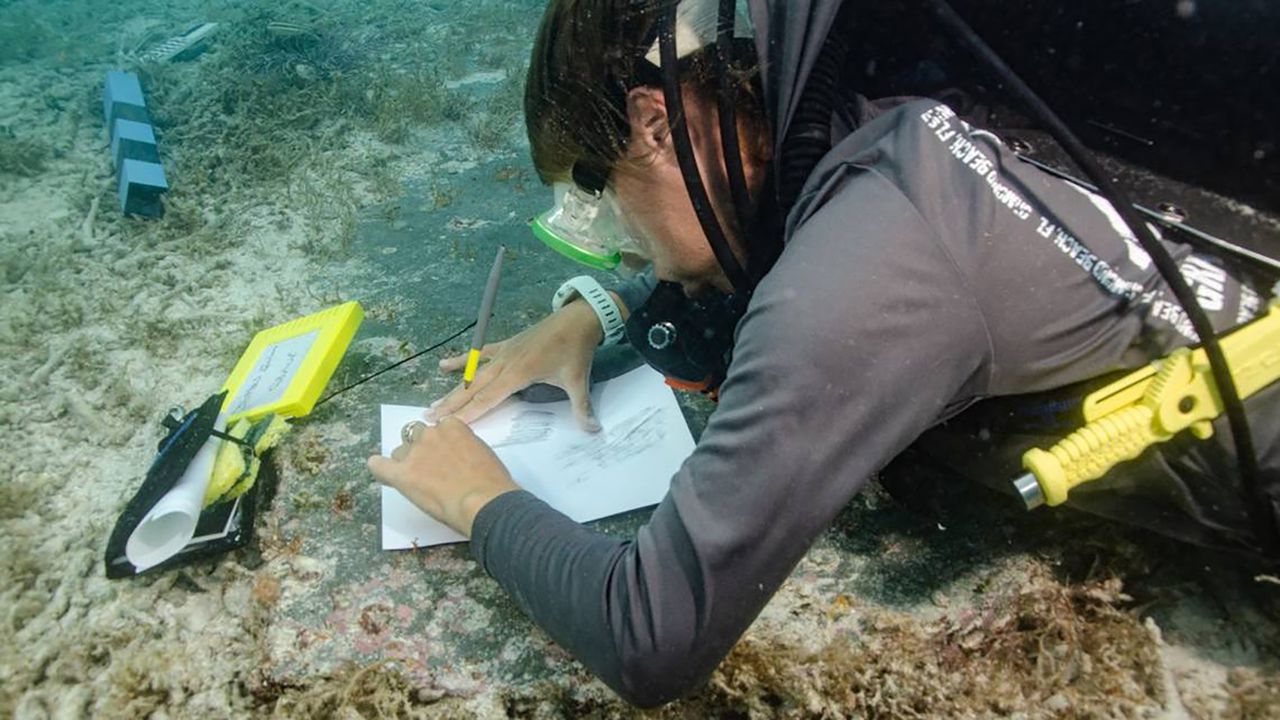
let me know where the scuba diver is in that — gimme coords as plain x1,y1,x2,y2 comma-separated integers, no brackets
367,0,1280,706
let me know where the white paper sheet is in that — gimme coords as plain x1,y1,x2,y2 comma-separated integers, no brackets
379,365,696,549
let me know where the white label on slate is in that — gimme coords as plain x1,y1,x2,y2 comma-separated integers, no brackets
225,330,319,416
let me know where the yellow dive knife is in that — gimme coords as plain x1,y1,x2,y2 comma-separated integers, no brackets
1013,299,1280,509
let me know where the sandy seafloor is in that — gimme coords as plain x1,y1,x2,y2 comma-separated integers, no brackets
2,0,1279,717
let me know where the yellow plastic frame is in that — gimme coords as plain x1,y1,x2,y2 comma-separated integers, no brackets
220,301,364,424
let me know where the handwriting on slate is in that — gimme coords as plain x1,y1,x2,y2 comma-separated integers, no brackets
227,331,317,415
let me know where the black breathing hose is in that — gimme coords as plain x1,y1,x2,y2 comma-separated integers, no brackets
925,0,1278,555
714,0,758,284
658,1,752,294
778,24,848,211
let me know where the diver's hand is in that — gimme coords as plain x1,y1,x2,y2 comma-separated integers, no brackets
367,417,518,537
428,297,617,432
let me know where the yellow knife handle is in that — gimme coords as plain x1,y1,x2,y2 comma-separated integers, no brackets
1022,405,1157,506
1019,301,1280,509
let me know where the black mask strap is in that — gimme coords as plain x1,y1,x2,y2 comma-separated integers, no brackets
713,0,761,285
658,1,752,294
572,161,608,195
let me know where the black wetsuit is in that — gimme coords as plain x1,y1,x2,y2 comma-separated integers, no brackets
470,1,1280,707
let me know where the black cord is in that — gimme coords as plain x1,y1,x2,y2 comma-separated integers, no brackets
313,321,476,408
925,0,1278,556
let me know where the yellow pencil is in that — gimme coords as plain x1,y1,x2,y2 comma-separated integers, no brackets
464,246,506,389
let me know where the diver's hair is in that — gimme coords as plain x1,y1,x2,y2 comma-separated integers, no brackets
525,0,766,185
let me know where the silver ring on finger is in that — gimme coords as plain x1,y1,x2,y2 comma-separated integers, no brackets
401,420,429,445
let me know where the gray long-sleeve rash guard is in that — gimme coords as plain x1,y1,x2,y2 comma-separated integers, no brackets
471,96,1278,706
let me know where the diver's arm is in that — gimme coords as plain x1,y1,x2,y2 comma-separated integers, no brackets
471,176,992,706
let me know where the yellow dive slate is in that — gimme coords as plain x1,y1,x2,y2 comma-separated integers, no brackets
220,301,364,424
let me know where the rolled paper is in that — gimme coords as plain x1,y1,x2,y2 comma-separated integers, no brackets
125,413,227,570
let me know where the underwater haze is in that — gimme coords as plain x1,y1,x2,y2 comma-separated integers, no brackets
2,0,1279,717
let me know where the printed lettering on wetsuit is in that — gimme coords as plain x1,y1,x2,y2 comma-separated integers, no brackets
1179,255,1227,313
1147,297,1199,340
1059,181,1154,271
918,103,1253,343
1238,284,1262,326
1134,256,1237,342
920,104,1033,221
919,103,1144,302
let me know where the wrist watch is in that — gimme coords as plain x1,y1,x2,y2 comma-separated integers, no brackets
551,275,626,346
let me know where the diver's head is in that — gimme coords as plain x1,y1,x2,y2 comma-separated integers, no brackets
526,0,769,295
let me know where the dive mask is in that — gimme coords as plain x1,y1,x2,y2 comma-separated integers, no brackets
531,181,648,271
